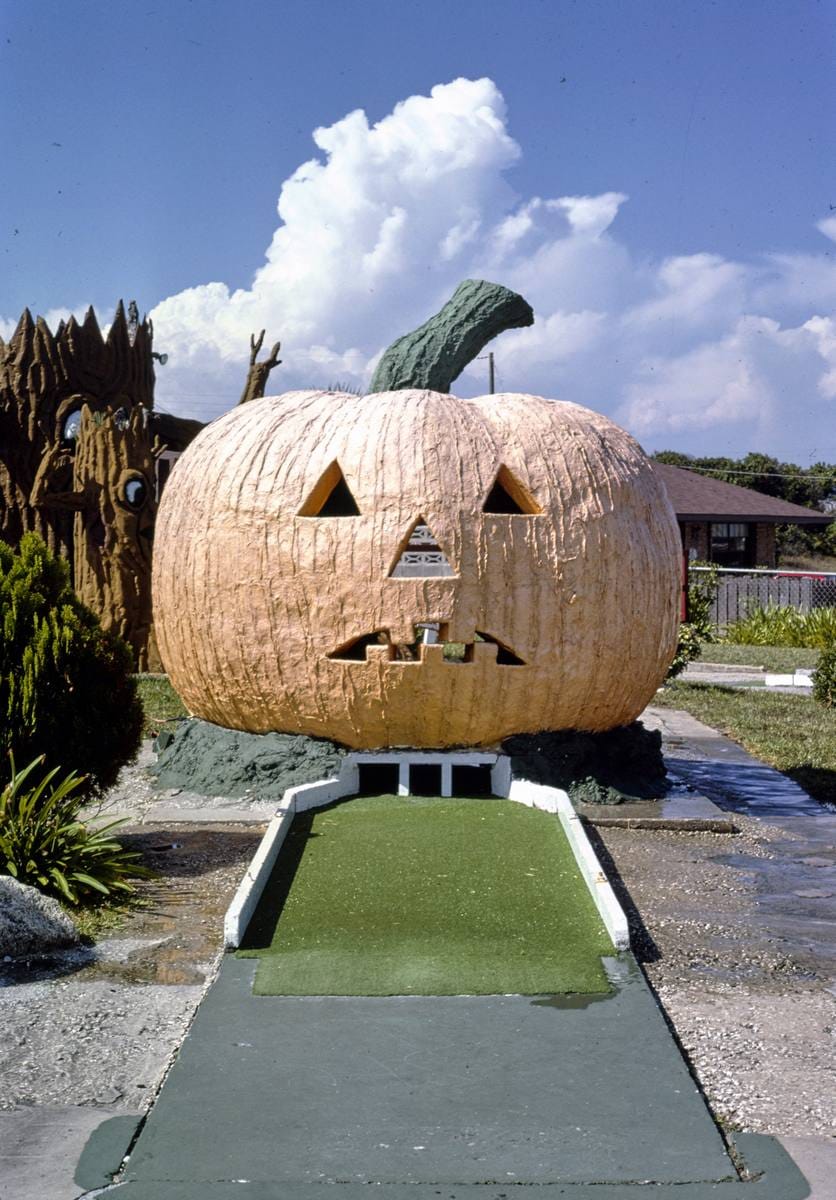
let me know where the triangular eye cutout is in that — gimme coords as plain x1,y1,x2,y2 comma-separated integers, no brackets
389,517,456,578
482,465,542,515
298,461,360,517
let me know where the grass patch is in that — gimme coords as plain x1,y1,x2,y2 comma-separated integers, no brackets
655,682,836,807
697,643,820,672
134,675,187,738
239,795,613,996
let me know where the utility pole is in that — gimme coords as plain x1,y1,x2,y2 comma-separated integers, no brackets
488,351,495,394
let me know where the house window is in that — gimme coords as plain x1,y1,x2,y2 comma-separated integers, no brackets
156,450,181,501
710,522,754,567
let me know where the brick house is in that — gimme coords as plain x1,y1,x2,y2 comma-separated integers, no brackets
652,462,832,568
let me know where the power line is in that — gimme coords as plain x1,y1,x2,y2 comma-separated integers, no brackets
675,466,836,481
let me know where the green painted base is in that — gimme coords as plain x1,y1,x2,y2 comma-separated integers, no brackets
73,1112,142,1191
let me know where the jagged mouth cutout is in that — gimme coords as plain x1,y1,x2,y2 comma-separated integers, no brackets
328,626,526,666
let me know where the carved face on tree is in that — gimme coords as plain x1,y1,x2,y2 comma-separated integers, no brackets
152,389,681,748
32,404,159,670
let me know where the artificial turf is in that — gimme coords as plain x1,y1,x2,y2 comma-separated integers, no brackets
237,795,613,996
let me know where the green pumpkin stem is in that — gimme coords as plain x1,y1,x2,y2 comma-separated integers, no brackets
369,279,534,393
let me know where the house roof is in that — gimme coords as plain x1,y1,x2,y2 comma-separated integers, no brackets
652,461,832,525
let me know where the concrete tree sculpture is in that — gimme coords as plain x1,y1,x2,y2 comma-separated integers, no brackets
0,303,155,559
32,405,160,670
239,331,282,404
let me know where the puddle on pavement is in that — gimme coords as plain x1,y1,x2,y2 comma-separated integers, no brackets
529,954,638,1009
530,991,613,1010
0,937,210,987
0,944,96,986
75,944,209,985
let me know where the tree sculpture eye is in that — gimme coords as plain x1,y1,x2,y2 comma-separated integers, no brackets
61,410,82,443
123,477,147,509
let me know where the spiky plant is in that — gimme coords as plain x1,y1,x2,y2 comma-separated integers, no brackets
0,756,153,904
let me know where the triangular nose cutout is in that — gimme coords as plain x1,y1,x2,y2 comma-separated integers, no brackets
389,517,456,578
298,461,360,517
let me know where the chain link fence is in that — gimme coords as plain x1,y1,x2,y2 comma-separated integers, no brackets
690,566,836,628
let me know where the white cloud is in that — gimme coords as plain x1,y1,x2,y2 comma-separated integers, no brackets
804,315,836,399
547,192,628,238
817,215,836,243
5,78,835,460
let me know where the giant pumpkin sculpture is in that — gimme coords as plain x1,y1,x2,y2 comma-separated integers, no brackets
153,387,681,748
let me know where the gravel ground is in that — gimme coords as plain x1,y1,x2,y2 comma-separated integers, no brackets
0,819,264,1113
1,719,834,1163
593,817,835,1137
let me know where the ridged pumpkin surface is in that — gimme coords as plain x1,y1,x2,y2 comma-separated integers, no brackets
152,389,680,748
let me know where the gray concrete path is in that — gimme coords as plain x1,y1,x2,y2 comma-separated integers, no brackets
680,661,813,695
83,955,808,1198
17,704,829,1198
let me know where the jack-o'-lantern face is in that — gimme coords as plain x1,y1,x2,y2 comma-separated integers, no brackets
153,390,681,748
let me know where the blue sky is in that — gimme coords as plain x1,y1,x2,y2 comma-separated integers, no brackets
2,1,835,460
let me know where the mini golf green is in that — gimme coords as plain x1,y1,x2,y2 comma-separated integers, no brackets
238,795,613,995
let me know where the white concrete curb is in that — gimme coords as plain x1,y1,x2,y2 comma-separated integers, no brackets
493,777,631,951
223,802,295,949
224,753,630,953
765,670,813,688
350,750,497,796
223,767,360,947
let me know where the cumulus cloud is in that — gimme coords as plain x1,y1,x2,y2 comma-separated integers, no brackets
149,77,521,417
817,215,836,244
5,77,834,460
548,192,628,238
123,78,836,461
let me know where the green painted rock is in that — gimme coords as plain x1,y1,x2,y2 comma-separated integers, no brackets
370,278,534,393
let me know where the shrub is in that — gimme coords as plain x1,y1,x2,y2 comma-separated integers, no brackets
666,562,719,680
0,756,153,904
687,562,719,641
804,607,836,649
0,534,142,793
812,644,836,709
666,622,703,680
725,603,836,650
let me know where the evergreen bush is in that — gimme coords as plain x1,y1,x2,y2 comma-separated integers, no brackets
0,534,142,793
812,643,836,709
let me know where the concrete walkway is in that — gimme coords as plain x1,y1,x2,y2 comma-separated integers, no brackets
680,661,813,695
63,707,834,1198
82,956,807,1198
